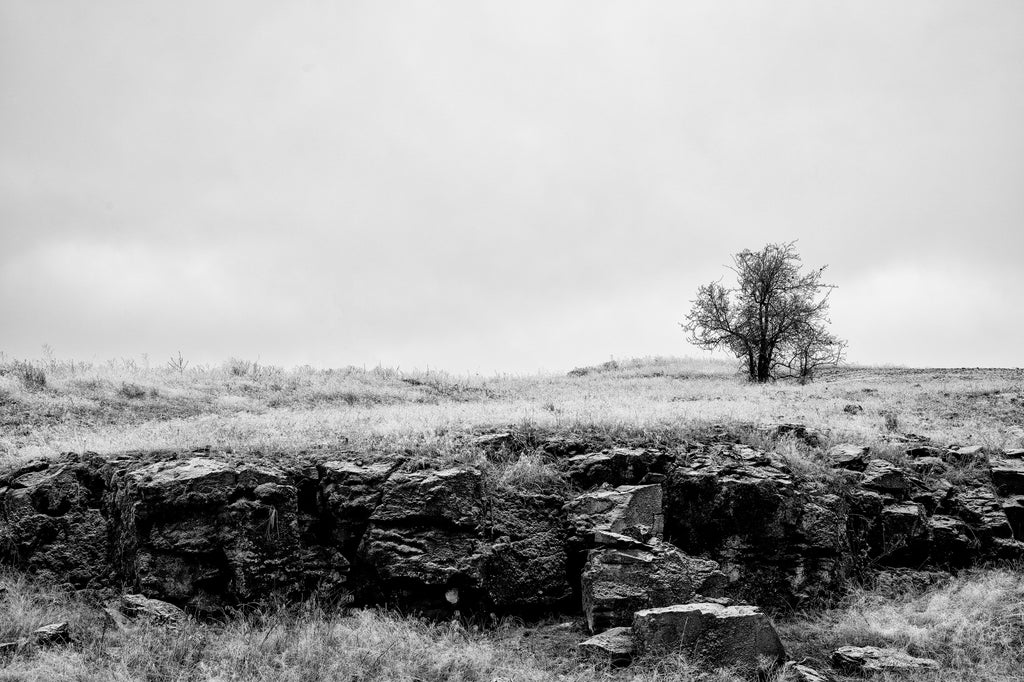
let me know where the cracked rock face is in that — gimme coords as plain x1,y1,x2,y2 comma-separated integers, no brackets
581,541,727,632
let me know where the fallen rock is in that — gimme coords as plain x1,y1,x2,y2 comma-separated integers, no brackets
843,404,864,415
31,622,69,645
578,626,634,664
831,646,939,675
771,423,824,447
118,594,187,624
566,484,664,544
581,542,726,631
632,602,786,670
828,444,870,472
951,445,985,462
777,661,832,682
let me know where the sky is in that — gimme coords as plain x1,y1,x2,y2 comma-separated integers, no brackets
1,1,1022,373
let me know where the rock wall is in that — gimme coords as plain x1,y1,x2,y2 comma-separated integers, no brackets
2,438,1022,614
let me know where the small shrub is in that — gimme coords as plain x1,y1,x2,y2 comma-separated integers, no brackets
882,411,899,432
118,382,147,400
13,362,46,391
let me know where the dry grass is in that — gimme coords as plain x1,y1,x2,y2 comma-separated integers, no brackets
2,569,1021,681
2,355,1022,469
0,572,745,682
778,568,1024,681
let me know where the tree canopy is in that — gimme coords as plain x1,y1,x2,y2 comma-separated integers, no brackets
681,242,845,383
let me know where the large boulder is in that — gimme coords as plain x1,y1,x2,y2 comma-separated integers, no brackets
581,541,726,632
632,602,786,670
827,444,870,471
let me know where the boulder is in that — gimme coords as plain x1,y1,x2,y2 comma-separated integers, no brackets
632,602,786,670
581,542,726,631
31,622,69,646
843,404,864,415
578,626,634,664
117,594,187,624
827,444,870,472
831,646,939,675
565,484,664,544
771,423,824,447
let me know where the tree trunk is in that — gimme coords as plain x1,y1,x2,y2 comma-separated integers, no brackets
756,353,772,383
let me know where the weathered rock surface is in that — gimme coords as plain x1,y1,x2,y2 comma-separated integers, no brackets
664,445,848,607
566,484,664,544
578,626,634,664
2,433,1022,616
632,602,786,670
117,594,188,625
581,541,726,631
831,646,939,675
0,455,109,586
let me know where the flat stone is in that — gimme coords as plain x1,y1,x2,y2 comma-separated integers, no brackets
828,444,870,471
632,602,786,670
118,594,187,625
832,646,939,674
578,626,634,664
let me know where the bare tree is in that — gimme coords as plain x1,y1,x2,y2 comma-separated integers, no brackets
681,242,843,383
775,322,847,384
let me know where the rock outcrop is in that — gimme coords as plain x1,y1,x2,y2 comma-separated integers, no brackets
1,429,1021,616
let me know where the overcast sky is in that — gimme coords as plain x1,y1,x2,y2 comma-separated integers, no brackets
2,1,1022,373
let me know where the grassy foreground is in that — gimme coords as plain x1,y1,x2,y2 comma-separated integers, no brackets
1,568,1022,681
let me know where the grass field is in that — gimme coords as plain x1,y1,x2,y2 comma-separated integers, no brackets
1,353,1022,680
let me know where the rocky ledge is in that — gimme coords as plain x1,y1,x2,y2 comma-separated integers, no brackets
2,436,1022,621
